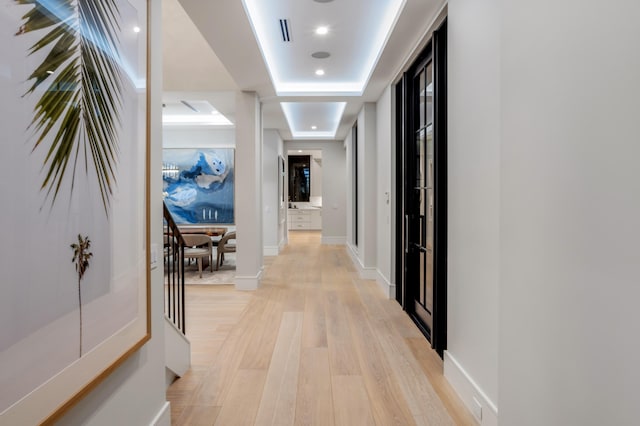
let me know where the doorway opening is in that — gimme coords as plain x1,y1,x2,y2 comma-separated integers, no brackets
286,149,323,232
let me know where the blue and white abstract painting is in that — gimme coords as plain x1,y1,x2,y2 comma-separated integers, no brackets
163,149,234,224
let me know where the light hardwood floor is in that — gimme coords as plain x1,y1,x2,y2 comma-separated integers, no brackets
167,231,476,426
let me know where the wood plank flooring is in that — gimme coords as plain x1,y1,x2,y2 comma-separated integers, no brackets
167,231,476,426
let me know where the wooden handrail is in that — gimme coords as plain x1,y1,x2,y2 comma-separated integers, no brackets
163,202,186,246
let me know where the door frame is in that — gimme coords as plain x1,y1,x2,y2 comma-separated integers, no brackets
395,19,447,357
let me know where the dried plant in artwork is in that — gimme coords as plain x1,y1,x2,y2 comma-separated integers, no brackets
71,234,92,357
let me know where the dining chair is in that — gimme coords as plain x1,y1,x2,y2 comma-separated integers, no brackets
182,234,213,278
216,231,236,270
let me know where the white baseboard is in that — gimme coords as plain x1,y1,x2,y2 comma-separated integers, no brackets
346,243,361,273
264,245,279,256
444,351,498,426
321,236,346,245
345,242,359,263
150,401,171,426
360,267,377,280
375,270,396,299
235,269,263,290
346,243,378,280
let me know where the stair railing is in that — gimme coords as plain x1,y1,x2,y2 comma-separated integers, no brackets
163,202,186,334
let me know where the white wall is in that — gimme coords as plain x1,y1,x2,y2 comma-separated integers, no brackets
499,1,640,425
57,1,169,423
444,0,500,423
163,127,235,148
375,86,394,294
344,104,378,279
356,104,378,275
344,132,354,246
310,152,323,198
446,1,640,424
263,130,283,255
285,141,346,243
277,139,286,247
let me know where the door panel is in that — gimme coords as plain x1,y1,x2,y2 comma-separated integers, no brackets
397,19,447,356
408,56,434,334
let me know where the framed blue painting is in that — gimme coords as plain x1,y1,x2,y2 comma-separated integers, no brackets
163,148,235,224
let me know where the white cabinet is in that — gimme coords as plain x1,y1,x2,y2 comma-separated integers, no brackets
288,209,322,230
309,210,322,229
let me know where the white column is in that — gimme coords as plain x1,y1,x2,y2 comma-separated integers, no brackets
234,91,263,290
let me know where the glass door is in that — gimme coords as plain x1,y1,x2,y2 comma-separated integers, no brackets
408,60,434,331
397,19,447,355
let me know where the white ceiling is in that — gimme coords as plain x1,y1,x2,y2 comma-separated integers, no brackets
164,0,446,141
241,0,405,96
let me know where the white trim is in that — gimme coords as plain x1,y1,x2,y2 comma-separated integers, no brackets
375,269,396,299
149,401,171,426
346,243,378,280
444,351,498,426
390,1,448,85
346,242,358,263
279,238,287,251
263,245,279,256
321,236,346,245
360,267,377,280
163,315,190,344
164,316,190,378
235,269,263,291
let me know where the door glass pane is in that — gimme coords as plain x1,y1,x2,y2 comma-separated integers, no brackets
420,209,427,248
427,189,434,249
426,125,434,188
426,62,433,125
419,69,426,128
419,250,425,305
413,189,423,248
416,129,425,188
426,248,433,314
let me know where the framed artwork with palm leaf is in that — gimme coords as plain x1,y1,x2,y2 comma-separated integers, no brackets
0,0,150,424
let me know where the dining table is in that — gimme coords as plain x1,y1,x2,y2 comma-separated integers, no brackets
179,226,227,237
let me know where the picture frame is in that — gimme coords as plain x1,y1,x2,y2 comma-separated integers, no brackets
0,1,150,424
163,148,235,225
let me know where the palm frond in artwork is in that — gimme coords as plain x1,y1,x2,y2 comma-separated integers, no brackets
15,0,123,215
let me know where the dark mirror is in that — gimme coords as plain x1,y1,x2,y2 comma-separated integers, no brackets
288,155,310,202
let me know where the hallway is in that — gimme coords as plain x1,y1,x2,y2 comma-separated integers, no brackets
167,231,474,425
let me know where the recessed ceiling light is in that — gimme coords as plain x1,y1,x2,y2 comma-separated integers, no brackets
243,0,404,96
311,51,330,59
46,70,54,75
133,26,141,33
315,69,325,76
315,26,328,35
163,100,233,126
280,102,347,139
298,150,302,153
311,125,317,130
